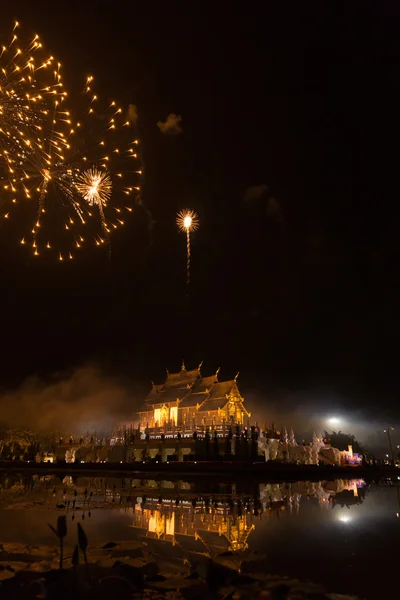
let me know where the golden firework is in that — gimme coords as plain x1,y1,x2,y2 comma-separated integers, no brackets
0,22,142,259
76,168,112,207
176,209,199,232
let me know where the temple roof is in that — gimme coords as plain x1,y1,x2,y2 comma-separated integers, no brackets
144,384,164,404
140,365,243,412
178,392,207,408
197,398,229,411
191,374,218,394
163,368,199,389
207,380,236,400
151,389,188,405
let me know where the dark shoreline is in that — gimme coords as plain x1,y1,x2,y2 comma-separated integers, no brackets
0,460,397,482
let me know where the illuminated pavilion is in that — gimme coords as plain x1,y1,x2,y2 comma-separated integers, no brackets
137,362,250,431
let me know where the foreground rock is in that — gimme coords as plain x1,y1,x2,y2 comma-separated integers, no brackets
0,542,362,599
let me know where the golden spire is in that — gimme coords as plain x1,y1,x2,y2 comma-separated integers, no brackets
181,359,186,371
215,366,220,378
198,360,203,372
234,372,240,381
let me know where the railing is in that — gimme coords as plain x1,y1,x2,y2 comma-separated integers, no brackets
111,424,259,444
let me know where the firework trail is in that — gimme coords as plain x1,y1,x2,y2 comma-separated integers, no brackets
0,22,142,261
176,209,199,289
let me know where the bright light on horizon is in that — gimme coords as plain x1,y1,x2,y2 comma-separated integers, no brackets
338,515,352,523
328,417,341,426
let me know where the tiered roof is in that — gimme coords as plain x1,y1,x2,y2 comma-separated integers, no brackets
139,362,244,413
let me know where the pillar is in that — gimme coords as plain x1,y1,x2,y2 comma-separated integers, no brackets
178,447,192,462
162,447,176,462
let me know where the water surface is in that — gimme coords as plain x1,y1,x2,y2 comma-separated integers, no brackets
0,472,398,598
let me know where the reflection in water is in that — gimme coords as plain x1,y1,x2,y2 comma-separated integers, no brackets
1,473,400,598
0,473,372,553
131,479,369,556
133,499,255,554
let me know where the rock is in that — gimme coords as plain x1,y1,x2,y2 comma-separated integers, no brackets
192,560,237,589
142,561,160,578
185,572,200,580
326,596,360,600
289,580,326,595
42,571,80,600
27,580,48,599
146,574,167,582
152,577,207,591
29,561,51,573
94,576,133,600
110,547,143,560
179,581,209,600
0,565,15,572
117,556,159,578
266,584,290,600
233,574,258,586
114,563,145,589
218,585,236,599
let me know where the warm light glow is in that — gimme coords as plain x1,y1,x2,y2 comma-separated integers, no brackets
170,406,178,424
338,515,351,523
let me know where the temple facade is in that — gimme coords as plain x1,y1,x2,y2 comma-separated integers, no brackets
137,362,250,431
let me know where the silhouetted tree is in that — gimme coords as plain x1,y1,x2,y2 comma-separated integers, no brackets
324,430,365,453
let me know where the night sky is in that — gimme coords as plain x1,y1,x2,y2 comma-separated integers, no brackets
1,2,399,420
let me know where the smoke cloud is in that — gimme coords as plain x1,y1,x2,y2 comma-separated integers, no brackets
0,364,145,434
243,184,269,202
128,103,139,126
157,113,183,136
244,387,396,453
244,184,283,221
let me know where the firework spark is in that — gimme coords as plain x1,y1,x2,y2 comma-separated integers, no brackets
176,209,199,288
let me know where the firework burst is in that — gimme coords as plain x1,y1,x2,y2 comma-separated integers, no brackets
0,22,67,180
0,22,142,260
176,209,199,288
75,168,112,207
75,167,112,238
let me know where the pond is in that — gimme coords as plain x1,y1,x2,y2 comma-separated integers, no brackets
0,472,398,598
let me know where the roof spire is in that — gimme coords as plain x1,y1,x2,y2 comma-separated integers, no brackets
166,368,169,377
181,359,186,371
234,371,240,381
198,360,203,372
215,366,220,378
